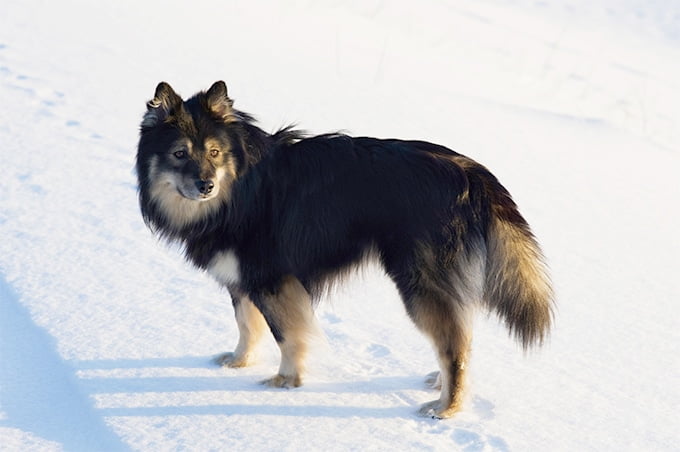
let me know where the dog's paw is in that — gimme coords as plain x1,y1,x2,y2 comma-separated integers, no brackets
425,371,441,390
260,374,302,389
418,400,459,419
213,352,251,368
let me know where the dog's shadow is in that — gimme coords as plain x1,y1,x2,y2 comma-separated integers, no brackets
74,356,509,450
73,356,423,419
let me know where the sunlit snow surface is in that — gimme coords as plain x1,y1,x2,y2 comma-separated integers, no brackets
1,1,678,450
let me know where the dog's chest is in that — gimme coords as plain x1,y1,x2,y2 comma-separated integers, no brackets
207,250,241,286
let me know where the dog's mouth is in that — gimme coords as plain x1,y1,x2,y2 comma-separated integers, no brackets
177,185,219,202
176,180,219,202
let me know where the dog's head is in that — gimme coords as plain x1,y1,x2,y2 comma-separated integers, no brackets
137,81,243,229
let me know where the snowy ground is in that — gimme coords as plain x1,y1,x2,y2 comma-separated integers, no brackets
1,1,679,450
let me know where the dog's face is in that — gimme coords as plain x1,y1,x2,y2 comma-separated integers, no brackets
148,135,232,203
137,81,241,228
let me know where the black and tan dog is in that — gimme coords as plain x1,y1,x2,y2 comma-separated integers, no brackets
136,81,554,418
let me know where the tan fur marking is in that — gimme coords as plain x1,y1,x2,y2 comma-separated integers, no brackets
414,241,485,306
204,137,237,178
147,151,228,229
411,291,473,418
485,217,553,347
406,242,481,418
260,276,319,388
215,296,268,367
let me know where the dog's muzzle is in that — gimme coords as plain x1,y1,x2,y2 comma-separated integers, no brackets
196,179,215,195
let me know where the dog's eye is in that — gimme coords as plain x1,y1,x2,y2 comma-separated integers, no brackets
173,150,187,159
209,149,220,158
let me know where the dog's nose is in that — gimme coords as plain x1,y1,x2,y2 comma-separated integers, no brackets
196,180,215,194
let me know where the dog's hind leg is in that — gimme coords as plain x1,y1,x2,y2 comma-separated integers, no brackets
406,288,473,419
389,238,485,418
388,242,479,419
215,293,268,368
253,276,318,388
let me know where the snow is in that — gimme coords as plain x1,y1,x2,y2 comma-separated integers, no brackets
1,0,679,450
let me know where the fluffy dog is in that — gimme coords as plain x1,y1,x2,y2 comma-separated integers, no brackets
136,81,553,418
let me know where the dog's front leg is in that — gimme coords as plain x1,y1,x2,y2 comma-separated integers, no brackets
215,293,268,368
253,276,317,388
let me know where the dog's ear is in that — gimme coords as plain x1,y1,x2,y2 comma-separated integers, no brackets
142,82,183,128
205,81,237,122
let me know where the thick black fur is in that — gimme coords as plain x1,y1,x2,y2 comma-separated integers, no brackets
136,81,553,417
140,124,487,332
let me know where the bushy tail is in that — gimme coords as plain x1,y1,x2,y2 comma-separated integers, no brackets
484,210,554,349
450,155,553,348
455,158,553,349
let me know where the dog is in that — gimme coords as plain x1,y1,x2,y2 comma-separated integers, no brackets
136,81,554,418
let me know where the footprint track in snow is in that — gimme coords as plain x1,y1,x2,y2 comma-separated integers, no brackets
0,47,97,141
365,343,390,358
451,427,509,452
447,396,507,451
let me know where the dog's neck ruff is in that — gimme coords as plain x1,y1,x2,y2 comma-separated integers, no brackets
142,182,227,242
150,194,220,234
